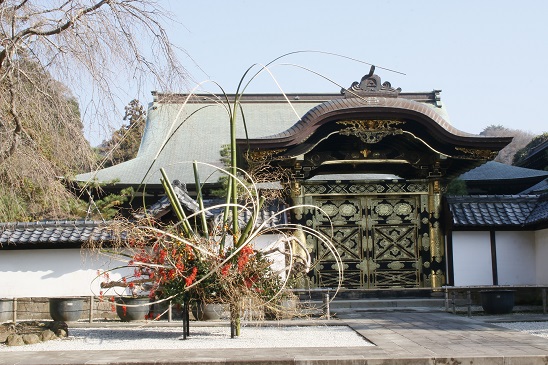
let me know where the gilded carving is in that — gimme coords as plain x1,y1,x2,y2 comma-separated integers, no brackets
245,148,286,162
366,258,380,272
375,203,393,216
394,202,413,216
337,119,405,143
387,261,405,270
455,147,499,160
291,181,301,196
304,192,434,289
331,262,349,270
342,67,402,98
303,185,326,194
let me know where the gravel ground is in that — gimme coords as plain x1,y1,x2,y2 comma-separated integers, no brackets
1,325,372,351
4,321,548,352
494,321,548,338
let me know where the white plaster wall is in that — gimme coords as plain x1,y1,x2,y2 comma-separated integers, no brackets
535,229,548,285
452,231,493,286
0,249,123,298
495,231,536,285
252,234,287,277
0,234,287,298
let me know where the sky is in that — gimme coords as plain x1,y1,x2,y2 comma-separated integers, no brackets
87,0,548,144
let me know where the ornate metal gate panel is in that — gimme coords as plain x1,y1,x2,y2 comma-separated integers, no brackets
368,197,419,288
315,198,364,287
308,194,420,289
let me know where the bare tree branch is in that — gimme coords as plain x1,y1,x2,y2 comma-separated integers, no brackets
0,0,188,221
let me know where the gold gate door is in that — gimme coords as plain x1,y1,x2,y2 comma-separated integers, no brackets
313,196,420,289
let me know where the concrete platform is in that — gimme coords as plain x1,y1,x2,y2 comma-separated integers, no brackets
2,310,548,364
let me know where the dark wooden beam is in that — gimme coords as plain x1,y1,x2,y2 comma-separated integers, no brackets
490,230,498,285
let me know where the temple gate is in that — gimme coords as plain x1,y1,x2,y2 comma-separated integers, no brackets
237,67,509,289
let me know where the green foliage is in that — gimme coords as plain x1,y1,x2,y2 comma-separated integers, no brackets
91,187,135,220
512,132,548,169
0,59,95,221
210,144,246,198
446,179,468,195
77,180,135,220
97,99,146,168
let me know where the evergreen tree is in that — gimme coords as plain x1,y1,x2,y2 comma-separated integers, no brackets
97,100,146,168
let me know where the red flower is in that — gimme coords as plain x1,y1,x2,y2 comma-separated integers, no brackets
237,245,254,272
221,263,231,277
185,267,198,286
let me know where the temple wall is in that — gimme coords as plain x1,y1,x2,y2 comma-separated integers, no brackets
0,249,117,298
0,235,285,298
452,231,492,286
452,230,539,286
495,231,535,285
535,229,548,285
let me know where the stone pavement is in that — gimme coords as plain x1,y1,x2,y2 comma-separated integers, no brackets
2,310,548,364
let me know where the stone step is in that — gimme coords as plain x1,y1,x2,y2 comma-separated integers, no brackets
300,298,447,313
328,298,446,309
295,288,444,301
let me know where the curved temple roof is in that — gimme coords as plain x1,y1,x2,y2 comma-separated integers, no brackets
77,69,511,187
239,91,512,157
236,70,511,180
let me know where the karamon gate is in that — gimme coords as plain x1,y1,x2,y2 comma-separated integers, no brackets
238,67,509,289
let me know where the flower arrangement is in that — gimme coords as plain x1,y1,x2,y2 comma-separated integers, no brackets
90,166,330,333
87,53,355,334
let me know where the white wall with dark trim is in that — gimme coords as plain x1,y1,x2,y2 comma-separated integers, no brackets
0,249,119,298
451,230,543,286
0,234,287,298
452,231,493,286
535,229,548,285
496,231,535,285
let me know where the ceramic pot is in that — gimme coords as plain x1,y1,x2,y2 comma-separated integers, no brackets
192,302,224,321
480,290,515,314
116,297,151,321
49,297,84,322
0,299,13,323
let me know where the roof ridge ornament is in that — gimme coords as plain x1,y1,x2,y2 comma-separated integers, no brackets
342,65,402,98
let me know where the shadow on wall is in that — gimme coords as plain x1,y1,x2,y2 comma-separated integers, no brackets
0,249,123,297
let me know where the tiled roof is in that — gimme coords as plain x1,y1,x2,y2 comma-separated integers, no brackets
135,180,213,220
526,195,548,226
0,200,288,249
76,96,323,187
447,195,546,228
206,199,289,229
0,220,111,249
255,95,467,143
520,178,548,194
76,90,454,187
459,161,548,181
240,203,289,228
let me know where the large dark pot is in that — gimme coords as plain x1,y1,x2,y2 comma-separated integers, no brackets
116,297,151,322
192,302,224,321
480,290,515,314
0,299,13,322
49,298,84,322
